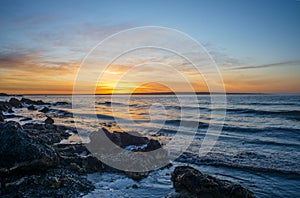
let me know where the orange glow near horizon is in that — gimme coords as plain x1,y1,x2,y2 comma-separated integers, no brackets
1,58,300,94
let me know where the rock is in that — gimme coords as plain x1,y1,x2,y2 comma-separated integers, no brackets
53,101,69,106
1,169,94,197
0,101,10,111
36,100,50,105
39,107,50,113
171,166,255,198
144,139,162,151
21,98,36,105
0,111,4,122
0,93,9,96
27,105,36,110
132,184,139,189
0,121,58,175
21,98,50,105
102,129,151,148
7,108,14,113
8,98,22,108
45,117,54,125
125,171,149,181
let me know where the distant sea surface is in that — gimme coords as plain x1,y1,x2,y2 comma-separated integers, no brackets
2,94,299,197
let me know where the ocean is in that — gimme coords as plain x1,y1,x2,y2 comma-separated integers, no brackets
2,94,299,197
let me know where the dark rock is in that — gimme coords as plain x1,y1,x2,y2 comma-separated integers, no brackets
8,98,22,108
55,144,105,174
39,107,50,113
21,98,50,106
171,166,255,198
36,100,50,105
125,171,149,181
119,132,149,147
27,105,36,110
53,101,69,106
132,184,139,189
0,101,11,111
45,117,54,125
39,133,61,145
0,111,4,122
0,93,9,96
103,129,148,148
20,98,36,105
7,108,14,113
144,139,162,151
1,168,94,197
0,121,58,175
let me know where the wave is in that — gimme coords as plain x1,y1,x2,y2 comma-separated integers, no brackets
177,152,300,176
164,119,209,128
97,101,142,108
237,102,299,106
224,108,300,119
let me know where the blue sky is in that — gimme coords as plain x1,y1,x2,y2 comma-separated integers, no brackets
0,0,299,93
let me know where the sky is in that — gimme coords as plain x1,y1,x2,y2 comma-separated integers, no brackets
0,0,299,94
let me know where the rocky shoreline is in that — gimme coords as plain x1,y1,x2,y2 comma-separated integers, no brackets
0,97,255,197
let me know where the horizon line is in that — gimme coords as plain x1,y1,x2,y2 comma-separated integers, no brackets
1,92,295,96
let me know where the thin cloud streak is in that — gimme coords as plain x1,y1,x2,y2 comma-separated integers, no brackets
228,60,300,70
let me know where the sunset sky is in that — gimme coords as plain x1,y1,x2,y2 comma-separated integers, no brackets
0,0,299,94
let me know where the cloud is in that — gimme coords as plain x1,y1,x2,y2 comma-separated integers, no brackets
228,60,300,70
0,51,79,73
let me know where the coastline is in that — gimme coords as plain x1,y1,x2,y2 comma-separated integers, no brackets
0,97,255,197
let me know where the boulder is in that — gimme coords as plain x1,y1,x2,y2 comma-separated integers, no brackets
0,111,4,122
1,168,94,197
39,107,50,113
8,98,22,108
45,117,54,125
0,101,10,111
21,98,50,105
21,98,36,105
0,121,58,175
53,101,69,106
27,105,36,110
171,166,255,198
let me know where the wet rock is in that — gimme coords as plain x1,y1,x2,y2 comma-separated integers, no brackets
86,129,169,180
1,168,94,197
0,121,58,175
8,98,22,108
0,101,10,111
132,184,139,189
56,144,105,174
125,171,149,181
53,101,69,106
144,139,162,151
21,98,36,105
102,129,159,150
0,111,4,121
27,105,36,110
39,107,50,113
21,98,50,105
171,166,255,198
7,108,14,113
45,117,54,125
